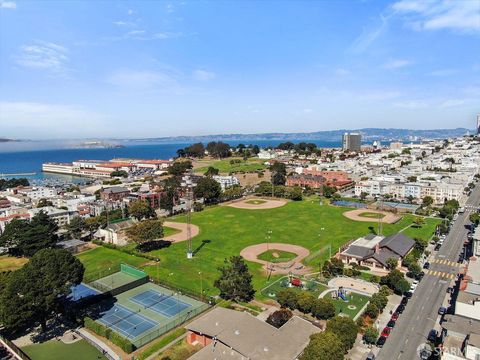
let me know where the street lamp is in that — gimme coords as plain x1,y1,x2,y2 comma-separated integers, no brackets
198,271,203,301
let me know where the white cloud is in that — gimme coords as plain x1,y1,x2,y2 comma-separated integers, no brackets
383,59,413,69
166,3,175,13
427,68,459,76
394,100,428,109
0,1,16,9
14,41,69,76
0,102,108,138
107,69,184,93
392,0,480,34
439,99,465,108
152,32,183,40
127,9,134,15
193,69,216,81
350,14,390,53
303,108,314,113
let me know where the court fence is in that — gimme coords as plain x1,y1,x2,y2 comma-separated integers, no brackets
90,276,149,297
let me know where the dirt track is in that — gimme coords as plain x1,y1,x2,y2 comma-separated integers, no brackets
342,209,402,224
163,221,200,242
226,197,287,210
240,243,311,274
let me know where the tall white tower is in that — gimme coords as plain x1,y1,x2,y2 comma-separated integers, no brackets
477,113,480,135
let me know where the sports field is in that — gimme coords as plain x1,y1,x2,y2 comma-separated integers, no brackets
257,250,297,263
22,339,107,360
78,200,440,298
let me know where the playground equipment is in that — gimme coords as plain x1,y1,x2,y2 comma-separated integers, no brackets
288,272,303,288
333,286,349,302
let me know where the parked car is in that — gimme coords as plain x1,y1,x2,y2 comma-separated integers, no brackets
410,280,419,292
423,262,431,269
404,291,413,298
434,243,441,251
391,312,399,321
415,272,425,281
365,352,376,360
381,327,391,338
427,329,438,343
438,306,447,315
396,304,405,313
376,336,387,347
401,297,409,305
387,320,396,328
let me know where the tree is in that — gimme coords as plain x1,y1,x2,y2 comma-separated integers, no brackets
206,141,231,158
326,316,359,352
311,298,336,320
364,303,379,318
194,177,222,204
276,288,298,309
322,185,337,198
470,213,480,226
413,216,425,228
168,160,193,176
36,198,53,208
422,196,434,207
370,293,388,312
381,269,410,294
386,257,398,270
126,219,164,244
270,162,287,186
184,143,205,158
360,192,368,201
128,200,156,220
266,309,292,328
67,216,87,238
407,176,417,182
322,257,344,277
0,249,84,332
204,166,219,177
0,178,29,191
0,211,58,257
300,331,344,360
296,292,315,314
214,256,255,302
110,170,128,178
363,326,379,344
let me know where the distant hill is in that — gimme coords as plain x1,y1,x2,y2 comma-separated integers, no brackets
134,128,473,143
0,138,17,142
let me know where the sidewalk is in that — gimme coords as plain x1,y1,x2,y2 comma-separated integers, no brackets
348,294,401,360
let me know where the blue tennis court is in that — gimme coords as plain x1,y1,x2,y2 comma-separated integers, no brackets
98,304,157,339
67,283,100,302
130,290,191,318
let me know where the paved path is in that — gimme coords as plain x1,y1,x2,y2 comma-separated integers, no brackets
226,197,287,210
377,183,480,360
343,209,402,224
163,221,200,242
327,276,380,295
240,243,311,274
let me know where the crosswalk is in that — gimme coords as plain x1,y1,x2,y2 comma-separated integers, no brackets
430,258,460,267
424,269,456,279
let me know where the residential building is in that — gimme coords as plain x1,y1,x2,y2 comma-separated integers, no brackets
342,132,362,152
100,186,130,201
338,233,415,272
93,218,136,246
212,175,240,190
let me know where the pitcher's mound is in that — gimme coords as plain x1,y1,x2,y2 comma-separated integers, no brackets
226,197,287,210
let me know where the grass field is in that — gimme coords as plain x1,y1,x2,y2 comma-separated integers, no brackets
22,339,107,360
77,247,150,282
257,250,297,263
324,291,370,318
0,255,28,271
164,226,181,237
194,157,266,174
260,276,328,300
78,200,440,298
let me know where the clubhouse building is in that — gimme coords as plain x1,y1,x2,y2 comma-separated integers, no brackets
337,233,416,272
186,307,319,360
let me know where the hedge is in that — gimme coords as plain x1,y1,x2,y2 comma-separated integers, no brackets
84,317,134,353
91,239,159,261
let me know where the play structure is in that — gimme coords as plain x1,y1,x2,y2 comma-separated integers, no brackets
332,286,350,302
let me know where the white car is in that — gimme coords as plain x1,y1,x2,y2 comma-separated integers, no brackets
410,280,419,292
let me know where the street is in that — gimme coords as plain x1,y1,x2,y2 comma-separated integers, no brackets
377,184,480,360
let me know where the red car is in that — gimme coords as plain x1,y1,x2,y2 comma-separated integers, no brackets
381,327,391,338
391,312,399,321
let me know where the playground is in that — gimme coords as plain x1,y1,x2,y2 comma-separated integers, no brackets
342,208,402,224
225,197,287,210
260,275,371,319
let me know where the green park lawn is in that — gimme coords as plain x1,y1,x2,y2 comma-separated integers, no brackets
194,157,266,174
164,226,181,237
77,200,440,298
257,250,297,263
0,255,28,271
22,339,107,360
325,291,370,318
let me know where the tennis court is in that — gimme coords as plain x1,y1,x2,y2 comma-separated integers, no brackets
130,289,191,318
67,283,100,302
98,304,157,339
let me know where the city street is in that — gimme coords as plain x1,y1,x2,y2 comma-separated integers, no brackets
377,185,480,360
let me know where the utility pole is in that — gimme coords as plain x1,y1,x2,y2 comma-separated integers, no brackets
182,171,195,259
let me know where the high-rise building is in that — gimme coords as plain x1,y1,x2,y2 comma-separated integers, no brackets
342,132,362,152
477,113,480,134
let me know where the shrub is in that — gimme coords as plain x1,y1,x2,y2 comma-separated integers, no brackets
364,303,379,319
326,316,358,352
276,288,298,310
311,298,336,320
84,317,135,353
296,292,315,314
363,326,379,344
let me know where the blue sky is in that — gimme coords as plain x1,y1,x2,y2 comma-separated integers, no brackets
0,0,479,139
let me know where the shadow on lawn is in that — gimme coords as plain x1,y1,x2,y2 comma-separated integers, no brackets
193,239,211,256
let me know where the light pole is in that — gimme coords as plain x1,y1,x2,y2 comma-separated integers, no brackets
198,271,203,301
